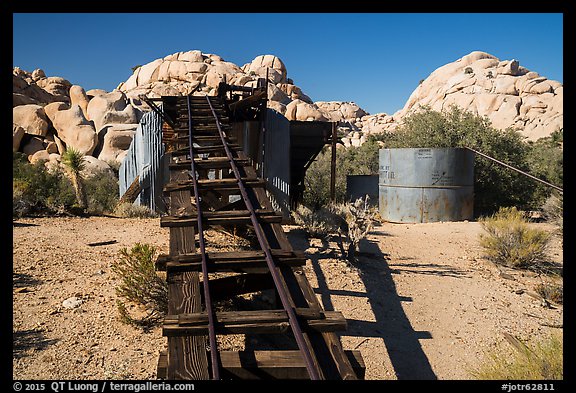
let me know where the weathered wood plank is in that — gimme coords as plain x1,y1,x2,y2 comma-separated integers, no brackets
163,178,266,193
166,169,209,380
156,249,306,272
163,309,346,336
169,157,251,170
117,175,142,206
160,209,283,228
158,350,365,380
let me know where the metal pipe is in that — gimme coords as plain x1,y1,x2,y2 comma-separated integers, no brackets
204,95,323,380
464,146,563,193
186,95,221,380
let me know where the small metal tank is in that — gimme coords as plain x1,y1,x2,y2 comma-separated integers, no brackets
379,148,474,223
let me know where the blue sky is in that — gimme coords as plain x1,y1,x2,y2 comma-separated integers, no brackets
13,13,563,115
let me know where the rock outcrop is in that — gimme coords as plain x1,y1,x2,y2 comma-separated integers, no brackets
386,51,563,141
13,68,141,168
13,104,50,136
117,50,328,122
12,49,562,173
44,102,98,156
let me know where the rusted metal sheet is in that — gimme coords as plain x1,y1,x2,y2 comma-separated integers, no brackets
379,148,474,223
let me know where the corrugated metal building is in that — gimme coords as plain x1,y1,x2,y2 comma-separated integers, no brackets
118,109,167,213
118,103,331,217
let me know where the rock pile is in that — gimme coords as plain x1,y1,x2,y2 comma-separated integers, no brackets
364,51,562,141
13,68,143,175
13,50,562,172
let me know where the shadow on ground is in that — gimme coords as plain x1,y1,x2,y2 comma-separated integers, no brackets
13,273,43,288
287,226,439,380
13,329,58,359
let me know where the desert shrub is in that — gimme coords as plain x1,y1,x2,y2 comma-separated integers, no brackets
524,129,563,208
114,202,158,218
111,243,167,328
293,196,377,262
291,204,340,239
12,152,76,216
471,333,562,380
479,207,550,269
332,196,377,262
541,193,563,236
535,281,563,305
85,171,120,215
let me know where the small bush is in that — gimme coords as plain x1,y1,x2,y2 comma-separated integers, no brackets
12,152,76,216
479,207,550,269
471,333,562,380
541,193,563,236
291,205,340,239
535,282,563,304
114,202,158,218
110,243,167,328
332,196,377,262
85,171,120,215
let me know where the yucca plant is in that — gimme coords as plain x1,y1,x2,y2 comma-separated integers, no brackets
61,147,88,212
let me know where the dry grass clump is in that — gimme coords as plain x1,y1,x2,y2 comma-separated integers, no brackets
479,207,550,269
471,333,562,380
113,202,158,218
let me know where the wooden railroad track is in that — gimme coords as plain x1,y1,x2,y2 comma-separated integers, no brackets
153,93,365,380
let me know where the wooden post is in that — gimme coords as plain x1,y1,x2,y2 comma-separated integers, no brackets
330,122,337,202
117,175,141,207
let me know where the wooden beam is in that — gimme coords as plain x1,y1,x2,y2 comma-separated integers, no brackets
165,169,209,380
163,309,347,336
157,350,365,380
160,209,283,228
117,175,142,206
156,249,306,273
169,157,251,170
164,178,266,193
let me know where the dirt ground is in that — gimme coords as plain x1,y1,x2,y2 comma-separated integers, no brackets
12,216,563,380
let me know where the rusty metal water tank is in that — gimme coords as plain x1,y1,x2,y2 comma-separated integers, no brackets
379,148,475,223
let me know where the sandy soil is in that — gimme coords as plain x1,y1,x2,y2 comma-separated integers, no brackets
12,216,563,380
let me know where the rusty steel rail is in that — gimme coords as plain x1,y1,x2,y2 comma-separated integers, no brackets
204,95,322,380
186,96,221,380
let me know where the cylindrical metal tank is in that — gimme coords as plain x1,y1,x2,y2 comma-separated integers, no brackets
379,148,474,223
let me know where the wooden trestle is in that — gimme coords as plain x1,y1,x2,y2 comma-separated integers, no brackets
154,93,364,380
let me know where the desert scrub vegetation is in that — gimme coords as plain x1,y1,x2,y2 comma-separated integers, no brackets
479,207,550,270
471,333,562,380
331,196,377,262
13,152,76,216
113,202,158,218
291,204,340,239
12,151,120,217
111,243,167,328
293,196,377,262
303,107,562,217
